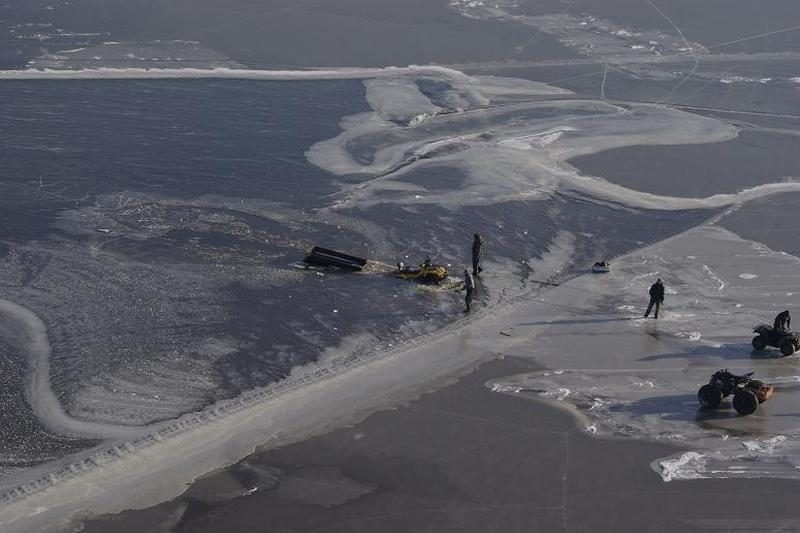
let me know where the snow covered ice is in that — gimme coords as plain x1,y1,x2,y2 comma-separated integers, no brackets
489,224,800,482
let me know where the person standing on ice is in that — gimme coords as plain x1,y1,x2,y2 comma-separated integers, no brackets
463,269,476,312
472,233,484,276
774,310,791,333
644,278,665,319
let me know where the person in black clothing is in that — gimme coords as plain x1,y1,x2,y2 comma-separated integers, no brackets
463,269,475,312
774,310,791,333
472,233,484,276
644,278,665,319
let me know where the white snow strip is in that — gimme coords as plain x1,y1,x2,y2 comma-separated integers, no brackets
742,436,787,454
0,300,142,439
0,67,569,96
702,264,725,291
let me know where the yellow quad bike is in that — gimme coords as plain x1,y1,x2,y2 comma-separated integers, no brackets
392,263,449,284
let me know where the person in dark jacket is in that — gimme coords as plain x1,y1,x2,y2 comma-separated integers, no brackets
471,233,484,276
644,278,665,319
774,310,791,333
463,269,476,312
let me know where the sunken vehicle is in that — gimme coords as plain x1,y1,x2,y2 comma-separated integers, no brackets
752,324,800,356
697,369,774,416
302,246,449,284
392,262,448,284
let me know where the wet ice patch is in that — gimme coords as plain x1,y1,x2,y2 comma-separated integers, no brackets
364,78,441,124
490,383,521,394
542,388,571,401
27,41,243,70
589,398,605,410
70,357,219,426
658,452,708,482
742,436,787,455
676,331,702,341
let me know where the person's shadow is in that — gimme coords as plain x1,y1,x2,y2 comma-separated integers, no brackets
518,317,636,327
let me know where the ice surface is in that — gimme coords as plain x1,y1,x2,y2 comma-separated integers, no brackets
658,452,707,482
2,60,799,531
0,231,579,532
489,223,800,482
304,65,800,216
309,72,747,210
0,65,549,83
364,78,442,123
0,300,142,440
27,41,243,70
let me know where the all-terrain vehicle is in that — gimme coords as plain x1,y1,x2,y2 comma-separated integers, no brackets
697,369,774,416
392,262,449,284
752,324,800,356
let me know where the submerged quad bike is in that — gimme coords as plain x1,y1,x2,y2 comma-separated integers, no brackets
752,324,800,356
392,263,449,284
697,369,774,416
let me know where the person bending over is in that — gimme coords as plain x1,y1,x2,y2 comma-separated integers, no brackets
774,310,791,333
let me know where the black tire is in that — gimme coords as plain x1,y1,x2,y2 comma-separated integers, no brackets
746,381,767,403
698,384,723,409
752,335,767,351
780,339,795,357
733,389,759,415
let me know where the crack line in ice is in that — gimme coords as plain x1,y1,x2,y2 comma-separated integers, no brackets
645,0,700,104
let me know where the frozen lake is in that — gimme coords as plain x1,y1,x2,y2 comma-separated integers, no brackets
1,0,800,531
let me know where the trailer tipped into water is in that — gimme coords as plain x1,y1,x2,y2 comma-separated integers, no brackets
303,246,368,272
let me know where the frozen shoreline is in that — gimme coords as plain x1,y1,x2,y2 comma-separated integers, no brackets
3,199,797,531
0,231,576,532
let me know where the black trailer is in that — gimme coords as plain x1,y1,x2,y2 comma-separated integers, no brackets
303,246,368,272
